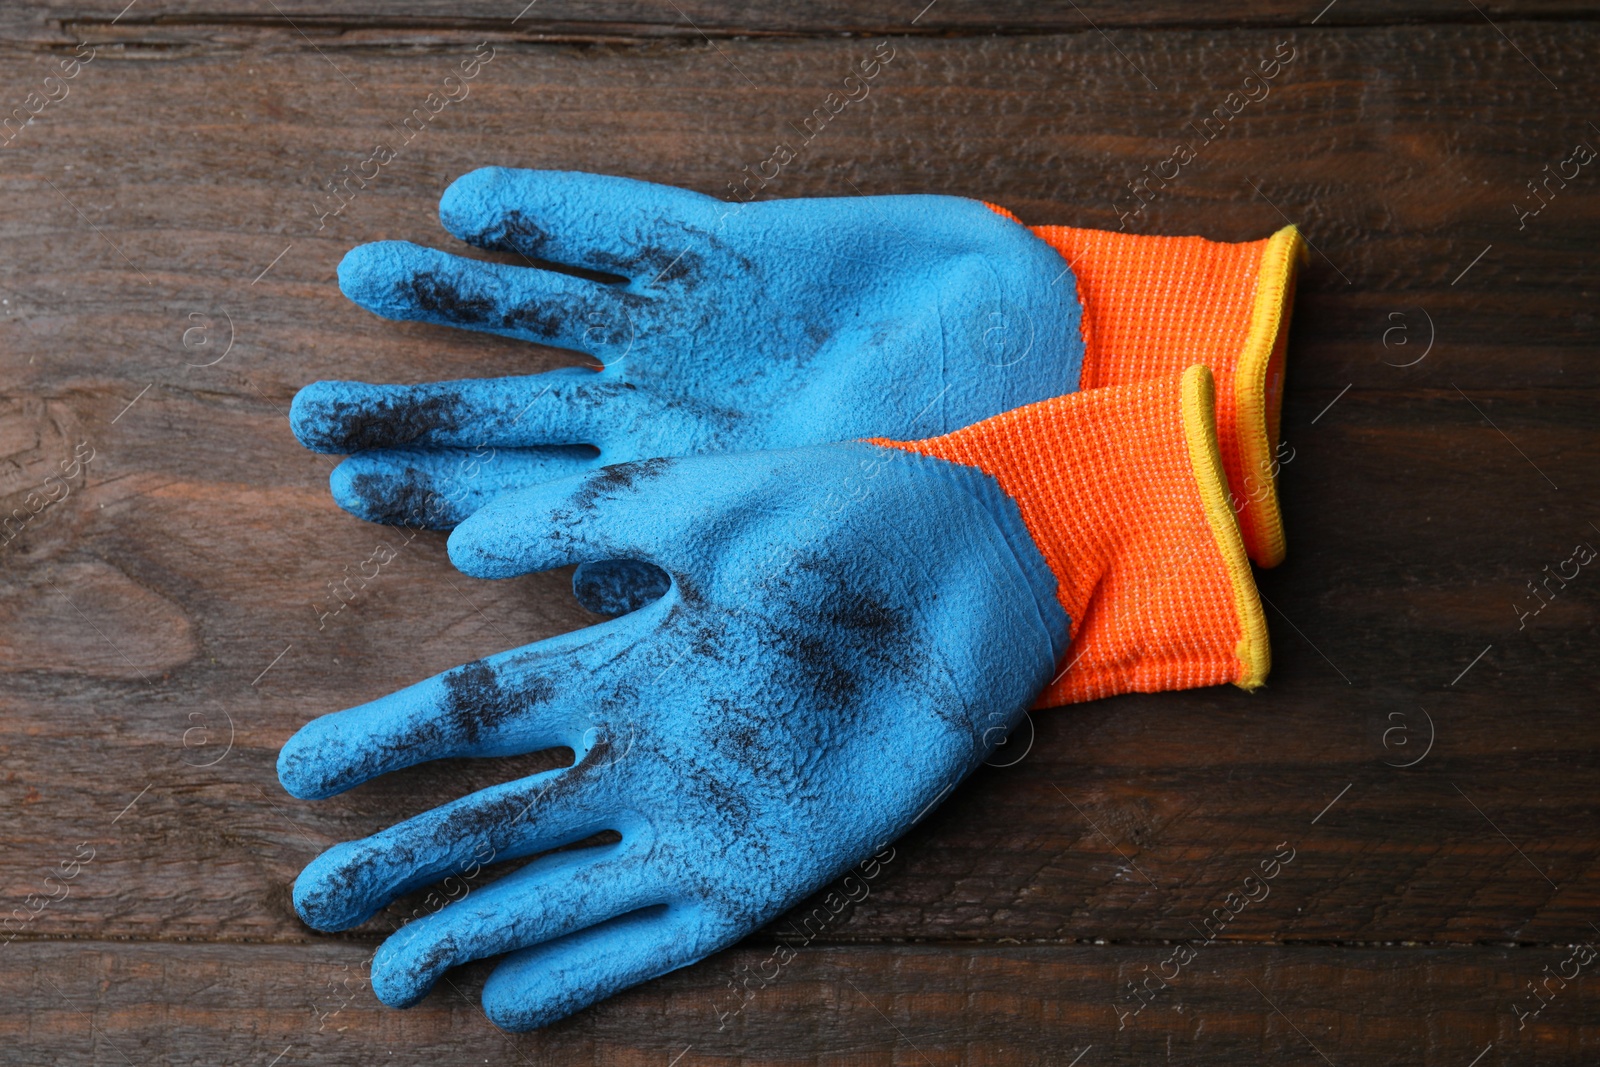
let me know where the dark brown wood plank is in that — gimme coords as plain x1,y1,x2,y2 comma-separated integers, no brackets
3,1,1598,48
0,17,1596,1064
5,582,1599,949
3,939,1598,1065
0,24,1594,391
1,23,1596,946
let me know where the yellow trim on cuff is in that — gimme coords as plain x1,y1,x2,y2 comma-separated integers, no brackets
1232,224,1308,569
1180,364,1271,690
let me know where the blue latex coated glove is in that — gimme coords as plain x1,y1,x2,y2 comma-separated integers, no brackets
288,168,1084,612
278,444,1069,1031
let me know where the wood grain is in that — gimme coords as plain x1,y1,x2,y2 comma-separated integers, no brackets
4,939,1598,1066
3,1,1598,47
0,8,1596,1063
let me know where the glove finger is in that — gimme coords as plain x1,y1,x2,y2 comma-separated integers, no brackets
481,905,733,1031
291,754,616,931
338,240,651,357
290,367,638,453
278,633,629,800
371,842,660,1009
327,445,602,529
448,457,689,580
439,167,717,280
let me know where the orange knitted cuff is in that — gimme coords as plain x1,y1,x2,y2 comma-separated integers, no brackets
985,204,1306,569
871,366,1268,707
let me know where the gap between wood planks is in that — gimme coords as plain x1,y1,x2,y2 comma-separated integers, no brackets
30,8,1600,53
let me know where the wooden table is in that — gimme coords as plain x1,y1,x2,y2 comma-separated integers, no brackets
2,3,1596,1063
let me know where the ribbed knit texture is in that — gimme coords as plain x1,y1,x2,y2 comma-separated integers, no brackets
984,205,1303,568
871,367,1268,707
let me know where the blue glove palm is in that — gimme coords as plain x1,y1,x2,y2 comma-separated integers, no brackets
278,445,1068,1031
289,169,1084,610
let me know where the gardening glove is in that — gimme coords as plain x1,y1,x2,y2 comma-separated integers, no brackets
288,171,1303,606
277,365,1267,1031
290,167,1085,533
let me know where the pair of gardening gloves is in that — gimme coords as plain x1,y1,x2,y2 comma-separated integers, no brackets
278,168,1305,1030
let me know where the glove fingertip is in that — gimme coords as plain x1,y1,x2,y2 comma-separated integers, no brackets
371,932,444,1009
292,843,376,932
446,513,515,579
326,457,370,517
481,971,556,1033
371,970,433,1011
327,455,446,528
290,860,337,929
289,381,347,453
276,727,339,802
337,241,421,313
438,166,511,242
